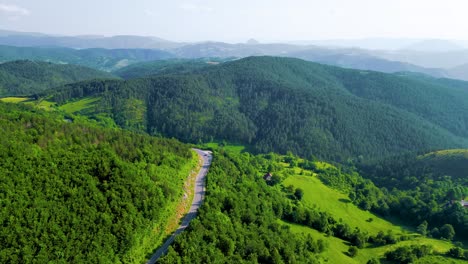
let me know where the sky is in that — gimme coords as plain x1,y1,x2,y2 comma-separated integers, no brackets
1,0,468,43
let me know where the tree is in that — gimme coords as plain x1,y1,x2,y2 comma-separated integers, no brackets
294,188,304,200
430,227,440,238
447,247,464,259
367,258,380,264
416,220,428,236
440,224,455,240
347,246,358,257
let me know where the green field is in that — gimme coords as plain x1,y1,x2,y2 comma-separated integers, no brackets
0,97,30,103
0,97,58,111
281,220,463,264
58,97,100,114
284,174,406,235
280,167,464,263
420,149,468,158
1,96,100,114
201,142,246,154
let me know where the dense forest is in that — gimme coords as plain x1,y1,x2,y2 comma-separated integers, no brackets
113,58,227,79
0,102,196,263
45,56,468,161
0,60,116,96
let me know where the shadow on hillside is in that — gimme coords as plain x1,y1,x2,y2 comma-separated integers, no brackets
338,198,351,204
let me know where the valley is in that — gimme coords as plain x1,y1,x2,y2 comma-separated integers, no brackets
1,27,468,263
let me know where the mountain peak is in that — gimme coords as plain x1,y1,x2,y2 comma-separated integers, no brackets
246,38,260,45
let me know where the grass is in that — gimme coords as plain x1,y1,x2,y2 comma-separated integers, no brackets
201,142,245,154
281,220,462,264
58,97,100,114
314,161,337,170
280,163,463,263
1,96,101,115
283,174,406,235
419,149,468,158
0,97,30,103
0,96,59,111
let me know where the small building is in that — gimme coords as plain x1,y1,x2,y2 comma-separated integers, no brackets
460,200,468,207
263,172,272,181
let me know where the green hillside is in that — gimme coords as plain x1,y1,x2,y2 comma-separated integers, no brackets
283,221,465,264
43,56,468,161
418,149,468,179
158,149,466,263
0,102,197,263
282,173,462,263
0,60,116,96
0,45,174,71
113,58,225,79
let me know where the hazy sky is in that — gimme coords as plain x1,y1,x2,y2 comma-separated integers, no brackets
1,0,468,42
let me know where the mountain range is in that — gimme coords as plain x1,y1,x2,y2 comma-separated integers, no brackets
3,29,468,80
30,56,468,161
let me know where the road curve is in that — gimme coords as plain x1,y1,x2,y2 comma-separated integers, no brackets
146,148,212,264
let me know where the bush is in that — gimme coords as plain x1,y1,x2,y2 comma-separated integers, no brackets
367,258,380,264
294,188,304,200
347,246,358,257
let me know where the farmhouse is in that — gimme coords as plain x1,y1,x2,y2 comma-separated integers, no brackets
263,172,272,181
461,200,468,207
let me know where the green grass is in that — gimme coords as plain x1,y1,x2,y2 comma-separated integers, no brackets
419,149,468,158
283,174,406,235
281,220,460,264
0,97,30,103
58,97,100,114
0,96,59,111
314,161,336,170
34,100,56,111
280,166,463,263
417,149,468,179
1,95,101,114
201,142,245,154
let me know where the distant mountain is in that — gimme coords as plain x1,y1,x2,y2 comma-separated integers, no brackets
113,58,228,79
446,63,468,81
0,29,467,80
0,29,48,37
171,42,308,58
171,42,450,78
374,49,468,69
42,56,468,160
0,45,174,71
402,39,464,52
0,29,180,49
290,38,422,50
284,48,448,77
0,60,116,96
246,38,260,45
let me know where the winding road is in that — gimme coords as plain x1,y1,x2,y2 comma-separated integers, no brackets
146,148,212,264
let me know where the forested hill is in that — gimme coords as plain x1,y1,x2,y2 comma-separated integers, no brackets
0,102,195,263
112,58,226,79
47,56,468,161
0,45,174,71
0,60,116,96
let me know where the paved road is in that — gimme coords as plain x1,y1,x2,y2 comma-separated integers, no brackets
146,148,212,264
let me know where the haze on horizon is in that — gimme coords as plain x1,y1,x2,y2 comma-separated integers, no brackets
1,0,468,44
